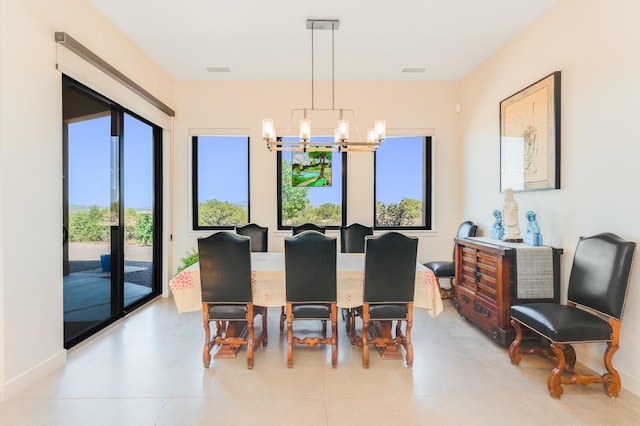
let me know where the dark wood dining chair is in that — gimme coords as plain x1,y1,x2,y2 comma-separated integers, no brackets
361,232,418,368
340,223,373,253
509,233,636,399
284,230,338,368
423,220,477,299
281,224,326,334
339,223,373,337
198,232,266,369
235,223,269,343
235,223,268,252
292,223,325,235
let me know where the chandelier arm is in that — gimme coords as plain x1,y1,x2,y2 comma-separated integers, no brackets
332,21,335,110
311,21,315,110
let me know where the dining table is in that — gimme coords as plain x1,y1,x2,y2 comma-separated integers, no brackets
169,252,444,359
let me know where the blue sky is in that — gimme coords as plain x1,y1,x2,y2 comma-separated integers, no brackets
68,113,153,209
69,124,423,210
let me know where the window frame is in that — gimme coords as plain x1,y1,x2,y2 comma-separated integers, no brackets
191,135,250,230
373,135,432,231
276,147,348,231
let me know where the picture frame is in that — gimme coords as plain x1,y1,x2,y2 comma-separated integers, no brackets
500,71,561,192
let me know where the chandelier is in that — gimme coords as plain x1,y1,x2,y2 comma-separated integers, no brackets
262,19,386,152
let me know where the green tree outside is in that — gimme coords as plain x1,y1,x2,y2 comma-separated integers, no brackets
69,205,110,242
135,213,154,245
376,198,423,227
198,199,247,227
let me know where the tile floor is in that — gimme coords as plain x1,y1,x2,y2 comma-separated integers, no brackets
2,297,640,426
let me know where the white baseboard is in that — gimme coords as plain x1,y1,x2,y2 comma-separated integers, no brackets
0,349,67,402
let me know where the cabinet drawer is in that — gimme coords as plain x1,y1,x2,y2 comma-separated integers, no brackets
456,287,499,331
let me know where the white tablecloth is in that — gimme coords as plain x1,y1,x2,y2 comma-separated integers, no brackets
169,253,443,318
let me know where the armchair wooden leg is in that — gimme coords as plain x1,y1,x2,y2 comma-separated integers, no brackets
508,319,523,366
548,343,566,399
603,342,621,397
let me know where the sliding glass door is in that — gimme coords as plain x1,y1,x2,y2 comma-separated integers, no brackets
62,76,161,348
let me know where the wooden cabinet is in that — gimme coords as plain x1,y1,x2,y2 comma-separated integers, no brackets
453,237,562,347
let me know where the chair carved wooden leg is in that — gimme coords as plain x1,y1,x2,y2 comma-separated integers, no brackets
362,305,370,368
404,309,414,368
280,306,285,335
257,306,268,346
331,304,338,368
286,304,294,368
349,309,360,346
246,305,255,369
203,307,213,368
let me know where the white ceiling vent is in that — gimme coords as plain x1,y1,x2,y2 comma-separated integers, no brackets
206,67,231,73
402,67,427,73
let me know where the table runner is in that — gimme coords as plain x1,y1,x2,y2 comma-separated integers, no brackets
469,237,554,298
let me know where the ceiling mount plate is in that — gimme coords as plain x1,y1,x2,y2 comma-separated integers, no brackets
306,19,340,30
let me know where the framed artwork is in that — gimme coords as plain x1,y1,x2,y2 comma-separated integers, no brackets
291,151,332,187
500,71,561,192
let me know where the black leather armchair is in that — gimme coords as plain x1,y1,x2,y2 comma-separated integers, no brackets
198,232,266,369
424,220,477,299
361,232,418,368
509,233,636,399
292,223,326,235
284,231,338,368
235,223,268,252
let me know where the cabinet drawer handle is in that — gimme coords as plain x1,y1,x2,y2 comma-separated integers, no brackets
473,301,491,318
461,294,469,304
473,265,481,281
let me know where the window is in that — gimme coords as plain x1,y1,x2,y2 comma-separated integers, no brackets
192,135,249,229
374,136,432,229
277,137,347,230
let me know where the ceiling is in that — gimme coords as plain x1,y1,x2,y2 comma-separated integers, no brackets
89,0,557,81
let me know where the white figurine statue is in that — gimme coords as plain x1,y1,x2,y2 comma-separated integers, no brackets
502,188,522,242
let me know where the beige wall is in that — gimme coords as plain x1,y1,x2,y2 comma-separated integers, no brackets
4,0,640,402
0,0,173,400
171,80,463,267
460,0,640,395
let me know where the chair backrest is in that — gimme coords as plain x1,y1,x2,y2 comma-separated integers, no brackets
292,223,326,235
198,231,252,304
236,223,268,252
363,232,418,303
452,220,478,258
340,223,374,253
567,232,636,319
284,231,337,303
